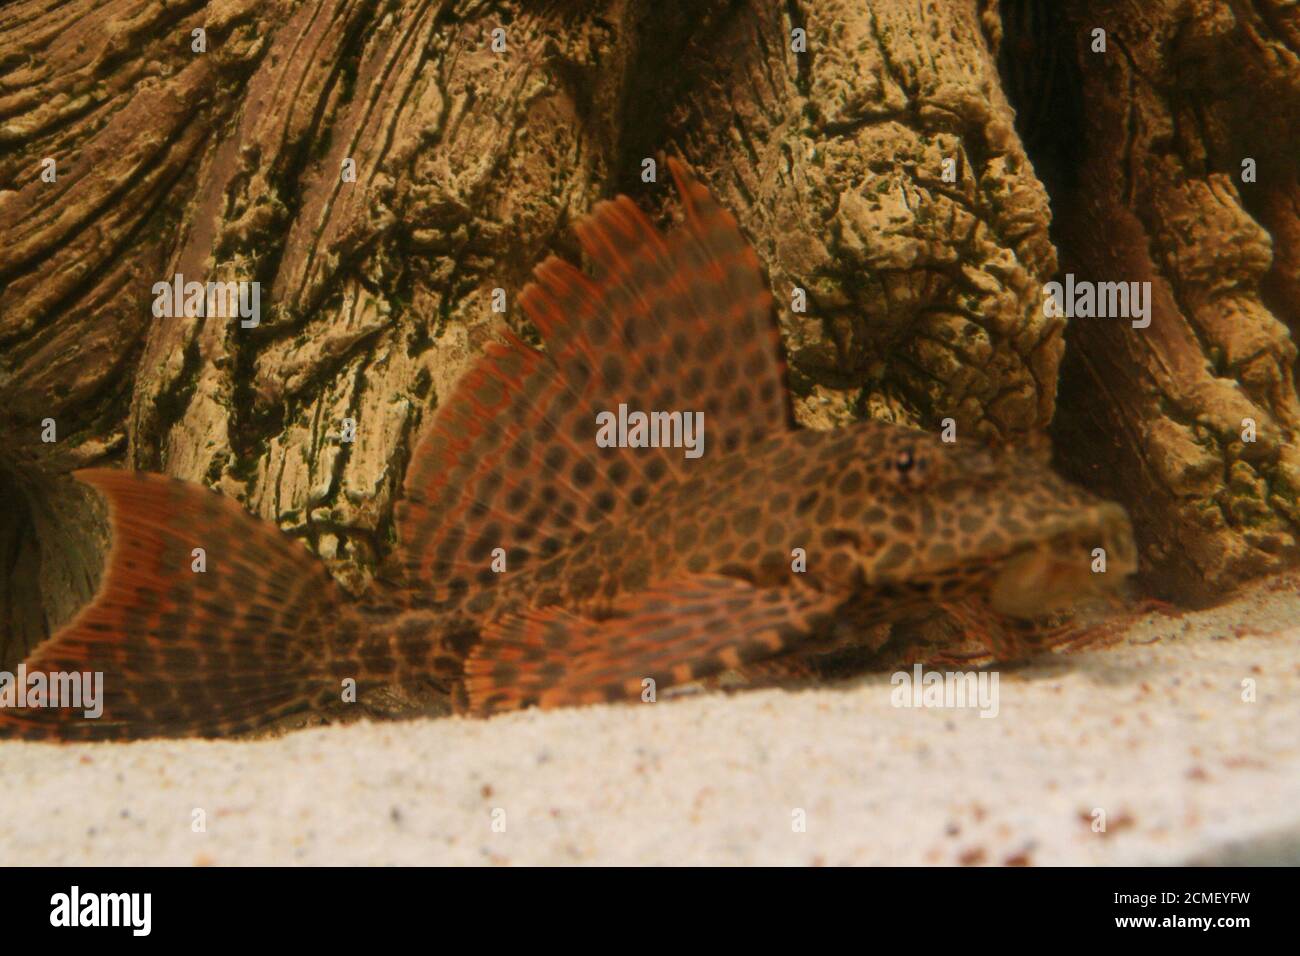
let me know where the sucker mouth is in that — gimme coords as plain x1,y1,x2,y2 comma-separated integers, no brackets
988,505,1137,619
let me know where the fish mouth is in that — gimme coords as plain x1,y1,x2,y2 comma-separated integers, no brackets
987,503,1137,619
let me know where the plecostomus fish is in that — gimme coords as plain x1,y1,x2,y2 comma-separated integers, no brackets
0,160,1136,740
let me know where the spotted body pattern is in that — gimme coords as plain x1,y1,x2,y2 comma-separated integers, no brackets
0,161,1136,740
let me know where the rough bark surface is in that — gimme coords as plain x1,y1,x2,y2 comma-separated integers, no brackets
639,0,1062,441
1050,0,1300,601
1,0,1297,672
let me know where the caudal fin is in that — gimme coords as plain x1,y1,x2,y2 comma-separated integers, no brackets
0,470,343,741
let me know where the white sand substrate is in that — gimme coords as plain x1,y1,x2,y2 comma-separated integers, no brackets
2,574,1298,866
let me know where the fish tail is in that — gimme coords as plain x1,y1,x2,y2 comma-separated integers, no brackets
0,470,350,741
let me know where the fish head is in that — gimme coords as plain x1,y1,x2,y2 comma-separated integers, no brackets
836,425,1137,619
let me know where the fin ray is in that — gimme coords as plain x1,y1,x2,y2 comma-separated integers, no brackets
0,470,338,740
464,575,842,715
395,161,789,600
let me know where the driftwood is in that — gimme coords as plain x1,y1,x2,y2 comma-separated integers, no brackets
1,0,1297,672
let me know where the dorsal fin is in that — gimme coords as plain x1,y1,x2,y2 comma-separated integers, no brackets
393,159,789,604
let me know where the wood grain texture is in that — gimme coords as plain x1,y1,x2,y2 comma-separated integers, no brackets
1,0,1298,674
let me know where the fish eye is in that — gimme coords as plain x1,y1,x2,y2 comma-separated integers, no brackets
885,446,931,487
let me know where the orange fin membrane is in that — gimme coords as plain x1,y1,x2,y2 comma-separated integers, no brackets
394,160,789,604
463,575,842,716
0,470,340,741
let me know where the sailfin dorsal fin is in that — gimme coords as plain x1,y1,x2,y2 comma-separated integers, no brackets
394,161,789,602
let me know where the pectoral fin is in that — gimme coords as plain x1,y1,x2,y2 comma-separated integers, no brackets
463,575,842,715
